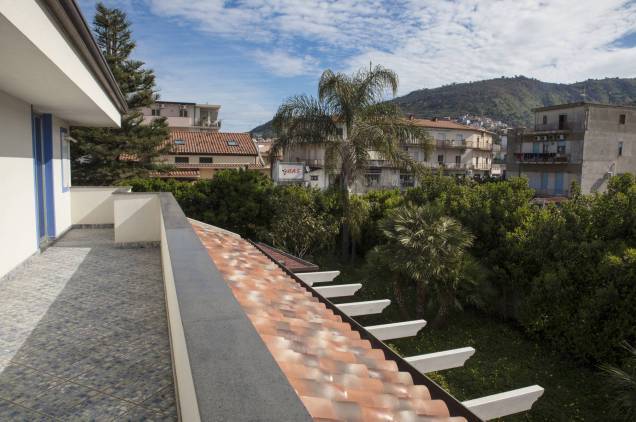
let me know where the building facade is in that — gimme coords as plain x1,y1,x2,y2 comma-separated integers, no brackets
141,101,221,131
275,118,495,192
506,102,636,196
0,0,126,278
153,131,264,180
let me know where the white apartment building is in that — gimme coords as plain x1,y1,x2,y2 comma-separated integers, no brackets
141,100,221,130
275,118,495,192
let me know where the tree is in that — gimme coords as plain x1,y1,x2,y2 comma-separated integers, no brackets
271,65,431,257
600,342,636,421
374,203,475,324
71,3,169,185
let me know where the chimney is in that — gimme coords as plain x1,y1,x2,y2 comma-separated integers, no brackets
408,114,414,120
432,117,438,122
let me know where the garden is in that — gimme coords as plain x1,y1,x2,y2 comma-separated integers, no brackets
126,170,636,421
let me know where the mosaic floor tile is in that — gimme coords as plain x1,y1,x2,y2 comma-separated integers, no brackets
0,398,54,421
0,363,65,404
0,229,176,420
117,404,177,422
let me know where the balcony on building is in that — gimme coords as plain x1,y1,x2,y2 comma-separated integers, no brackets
514,152,571,164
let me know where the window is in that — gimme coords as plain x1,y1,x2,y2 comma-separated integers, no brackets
310,175,319,181
542,143,549,153
60,129,71,191
151,108,161,116
437,154,444,164
455,155,461,165
175,156,189,164
455,134,464,141
179,108,188,118
542,115,547,125
619,141,623,156
174,139,186,145
227,140,238,146
558,114,567,130
557,143,566,154
619,114,626,125
199,156,213,164
400,173,414,188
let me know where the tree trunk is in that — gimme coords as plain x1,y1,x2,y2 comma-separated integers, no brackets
350,239,356,264
340,173,351,259
392,275,410,319
431,291,452,328
415,281,427,319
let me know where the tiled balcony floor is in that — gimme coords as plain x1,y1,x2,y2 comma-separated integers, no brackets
0,229,176,421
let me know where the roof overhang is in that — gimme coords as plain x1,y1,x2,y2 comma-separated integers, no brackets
0,1,126,127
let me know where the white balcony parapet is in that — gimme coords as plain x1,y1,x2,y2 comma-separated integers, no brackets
336,299,390,317
297,271,340,286
365,320,427,340
314,283,362,298
462,385,545,420
405,347,475,373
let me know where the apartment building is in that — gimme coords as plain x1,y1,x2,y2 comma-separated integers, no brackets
141,100,221,130
152,130,265,180
275,118,495,191
506,102,636,196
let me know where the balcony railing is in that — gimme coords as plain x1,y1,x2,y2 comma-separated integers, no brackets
492,144,501,153
532,122,571,132
436,139,466,149
465,141,493,150
469,163,491,171
514,153,570,163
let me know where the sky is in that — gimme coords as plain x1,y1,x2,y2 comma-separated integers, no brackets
77,0,636,132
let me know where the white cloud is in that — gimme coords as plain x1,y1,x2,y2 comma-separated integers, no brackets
250,50,319,77
148,0,636,93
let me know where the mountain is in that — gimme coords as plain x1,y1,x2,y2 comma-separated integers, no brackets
250,76,636,136
395,76,636,127
251,120,274,138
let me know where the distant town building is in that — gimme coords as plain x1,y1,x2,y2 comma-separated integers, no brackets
506,102,636,196
141,101,221,131
274,117,496,191
152,131,264,180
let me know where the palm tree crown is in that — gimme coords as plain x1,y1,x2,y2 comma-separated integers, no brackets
272,65,431,189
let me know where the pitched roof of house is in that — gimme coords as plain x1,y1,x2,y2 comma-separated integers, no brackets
408,118,492,134
168,131,258,156
172,162,264,170
192,221,472,422
150,169,200,178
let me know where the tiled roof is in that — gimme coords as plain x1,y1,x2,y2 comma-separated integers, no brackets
408,118,488,133
256,243,320,272
192,221,467,422
174,162,264,169
150,169,200,178
168,131,258,156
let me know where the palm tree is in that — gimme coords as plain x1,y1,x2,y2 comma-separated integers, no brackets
272,65,431,256
375,203,475,324
600,342,636,421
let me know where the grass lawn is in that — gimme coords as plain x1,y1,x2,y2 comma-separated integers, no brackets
314,257,611,421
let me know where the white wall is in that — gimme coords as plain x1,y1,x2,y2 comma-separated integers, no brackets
114,194,161,243
0,90,37,278
52,116,71,236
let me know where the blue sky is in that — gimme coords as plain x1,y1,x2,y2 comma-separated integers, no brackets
78,0,636,132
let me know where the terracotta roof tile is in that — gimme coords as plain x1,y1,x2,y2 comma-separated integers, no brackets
149,169,200,178
168,131,257,155
192,221,468,422
174,162,264,169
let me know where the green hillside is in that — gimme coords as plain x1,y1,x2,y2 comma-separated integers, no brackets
251,76,636,136
395,76,636,126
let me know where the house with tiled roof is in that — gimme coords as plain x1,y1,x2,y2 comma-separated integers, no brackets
153,130,266,180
